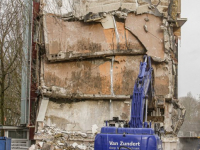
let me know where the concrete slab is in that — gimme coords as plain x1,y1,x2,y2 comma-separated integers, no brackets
36,97,49,122
125,13,165,59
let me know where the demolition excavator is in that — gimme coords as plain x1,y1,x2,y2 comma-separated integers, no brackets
94,55,162,150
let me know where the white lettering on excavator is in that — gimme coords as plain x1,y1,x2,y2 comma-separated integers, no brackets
120,141,140,146
109,141,118,146
109,141,140,146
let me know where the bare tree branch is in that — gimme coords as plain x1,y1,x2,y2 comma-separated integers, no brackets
0,0,26,128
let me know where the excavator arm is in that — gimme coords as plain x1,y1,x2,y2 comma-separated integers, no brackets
129,55,154,128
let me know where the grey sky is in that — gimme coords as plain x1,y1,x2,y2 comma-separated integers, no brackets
178,0,200,98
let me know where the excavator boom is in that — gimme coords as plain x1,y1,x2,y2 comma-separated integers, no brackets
129,56,153,128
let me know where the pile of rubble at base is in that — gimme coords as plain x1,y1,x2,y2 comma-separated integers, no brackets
29,126,94,150
29,144,89,150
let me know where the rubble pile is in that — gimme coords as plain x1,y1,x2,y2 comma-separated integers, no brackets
30,126,94,150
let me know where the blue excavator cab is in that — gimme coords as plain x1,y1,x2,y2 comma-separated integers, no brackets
94,55,162,150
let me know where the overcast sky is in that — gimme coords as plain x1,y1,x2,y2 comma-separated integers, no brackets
178,0,200,98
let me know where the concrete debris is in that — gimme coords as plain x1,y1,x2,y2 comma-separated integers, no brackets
41,0,166,22
92,124,98,135
42,0,137,20
136,4,162,16
114,11,128,19
160,25,167,30
29,145,36,150
61,12,74,21
151,56,166,63
84,11,129,23
162,20,175,52
121,3,137,11
136,4,150,14
36,97,49,122
72,143,78,148
72,143,87,150
84,12,106,22
171,99,186,135
144,17,149,22
144,25,148,32
33,126,93,150
55,0,62,7
38,142,44,147
168,0,178,22
99,14,114,29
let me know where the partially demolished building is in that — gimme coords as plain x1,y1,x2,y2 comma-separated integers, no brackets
27,0,186,149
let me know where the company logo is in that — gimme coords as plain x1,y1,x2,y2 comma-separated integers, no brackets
109,141,140,146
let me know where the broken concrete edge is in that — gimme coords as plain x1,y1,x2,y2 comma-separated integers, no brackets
41,0,138,20
43,9,163,24
136,4,163,17
41,88,172,101
44,11,132,22
40,85,130,100
41,1,165,22
42,92,130,100
162,137,178,142
44,35,171,64
41,1,185,29
125,26,149,52
46,49,146,62
152,58,166,63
